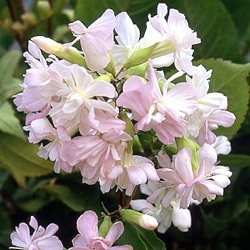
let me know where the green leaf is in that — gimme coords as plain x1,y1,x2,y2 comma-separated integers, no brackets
195,59,250,139
135,225,166,250
0,168,9,189
18,198,50,213
168,0,241,62
75,0,126,25
0,133,54,187
0,206,11,231
0,50,22,105
44,184,89,212
0,28,14,56
0,101,25,139
0,206,11,248
200,207,227,238
222,0,250,40
52,0,69,14
116,222,166,250
219,154,250,170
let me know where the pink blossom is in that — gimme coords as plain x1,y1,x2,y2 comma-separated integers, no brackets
101,152,159,195
184,65,236,144
60,128,132,187
211,136,231,155
13,41,58,114
67,9,116,71
70,210,132,250
146,3,201,73
195,108,236,145
24,118,73,173
148,144,232,209
112,12,140,67
131,182,191,233
10,216,63,250
48,62,117,134
117,62,197,144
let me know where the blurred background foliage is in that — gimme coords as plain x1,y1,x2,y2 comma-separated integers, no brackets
0,0,249,249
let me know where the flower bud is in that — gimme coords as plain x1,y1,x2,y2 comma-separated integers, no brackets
138,214,158,230
120,208,158,230
21,12,37,28
36,0,52,20
99,215,112,238
31,36,87,67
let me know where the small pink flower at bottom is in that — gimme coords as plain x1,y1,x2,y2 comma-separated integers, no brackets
9,216,63,250
69,210,133,250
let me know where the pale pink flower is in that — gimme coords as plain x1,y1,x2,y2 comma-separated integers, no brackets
196,109,236,145
131,182,191,233
24,117,56,144
148,144,232,209
70,210,132,250
24,118,73,173
10,216,63,250
66,9,116,71
112,12,140,67
60,128,132,187
146,3,201,73
101,152,159,195
211,136,231,155
13,41,58,114
48,62,117,134
117,62,197,144
184,65,236,144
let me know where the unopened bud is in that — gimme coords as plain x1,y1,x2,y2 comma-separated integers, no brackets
99,215,112,238
138,214,158,230
36,0,52,20
21,12,37,28
120,208,158,230
31,36,87,67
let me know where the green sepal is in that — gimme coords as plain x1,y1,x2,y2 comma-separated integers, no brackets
119,111,134,154
126,61,149,78
124,44,158,69
176,137,200,172
94,73,113,83
56,47,87,68
104,52,116,77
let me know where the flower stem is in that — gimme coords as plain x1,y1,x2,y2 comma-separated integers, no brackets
125,186,138,208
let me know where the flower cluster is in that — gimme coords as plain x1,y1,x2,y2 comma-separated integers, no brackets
11,2,236,248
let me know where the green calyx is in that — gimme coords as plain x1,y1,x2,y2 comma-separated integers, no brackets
119,111,134,155
123,40,175,69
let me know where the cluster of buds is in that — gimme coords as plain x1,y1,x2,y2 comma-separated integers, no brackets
11,3,236,248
